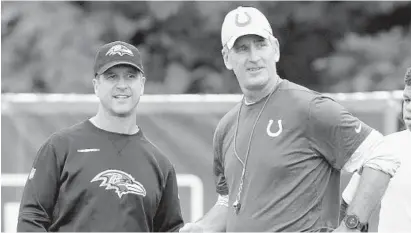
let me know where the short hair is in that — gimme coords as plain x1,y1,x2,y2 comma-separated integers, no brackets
405,67,411,86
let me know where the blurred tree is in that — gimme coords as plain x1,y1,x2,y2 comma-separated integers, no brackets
1,1,411,94
1,1,145,93
258,1,411,91
313,26,411,93
3,2,97,93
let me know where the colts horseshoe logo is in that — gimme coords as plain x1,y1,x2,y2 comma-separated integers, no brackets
235,12,252,27
267,119,283,137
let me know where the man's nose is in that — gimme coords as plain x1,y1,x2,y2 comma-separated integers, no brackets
116,77,127,88
249,47,260,62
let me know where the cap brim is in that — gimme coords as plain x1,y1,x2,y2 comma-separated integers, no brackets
226,29,271,49
96,61,144,76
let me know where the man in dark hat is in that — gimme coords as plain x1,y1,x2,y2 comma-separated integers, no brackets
17,41,184,232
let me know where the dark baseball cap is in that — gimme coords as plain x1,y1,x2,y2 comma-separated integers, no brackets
93,41,144,76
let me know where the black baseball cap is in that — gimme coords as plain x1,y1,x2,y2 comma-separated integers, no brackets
93,41,144,76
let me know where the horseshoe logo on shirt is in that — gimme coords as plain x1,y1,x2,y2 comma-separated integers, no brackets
267,119,283,137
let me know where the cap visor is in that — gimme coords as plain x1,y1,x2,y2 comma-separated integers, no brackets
96,61,144,75
226,29,271,49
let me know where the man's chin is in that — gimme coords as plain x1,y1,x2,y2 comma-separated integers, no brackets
112,109,133,118
244,81,267,91
244,76,271,89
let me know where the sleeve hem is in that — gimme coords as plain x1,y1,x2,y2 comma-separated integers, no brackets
216,187,229,196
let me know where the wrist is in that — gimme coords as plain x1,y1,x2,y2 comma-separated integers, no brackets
342,214,368,232
339,223,361,232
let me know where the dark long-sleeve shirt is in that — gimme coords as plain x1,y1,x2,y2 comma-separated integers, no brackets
17,120,184,232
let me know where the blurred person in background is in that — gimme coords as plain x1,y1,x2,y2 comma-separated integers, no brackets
341,67,411,232
180,6,400,232
17,41,184,232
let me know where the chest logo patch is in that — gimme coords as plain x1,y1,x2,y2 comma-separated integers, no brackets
91,169,146,198
267,119,283,137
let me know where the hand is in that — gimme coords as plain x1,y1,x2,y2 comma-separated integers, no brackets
179,223,205,232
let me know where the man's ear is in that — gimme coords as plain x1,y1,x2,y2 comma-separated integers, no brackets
270,36,280,62
140,76,146,96
92,77,99,96
222,47,233,70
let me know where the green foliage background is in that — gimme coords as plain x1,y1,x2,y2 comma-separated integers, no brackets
2,1,411,94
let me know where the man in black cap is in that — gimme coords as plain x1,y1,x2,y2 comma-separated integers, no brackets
17,41,184,232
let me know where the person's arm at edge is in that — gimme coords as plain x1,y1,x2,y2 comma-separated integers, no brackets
195,195,228,232
17,137,62,232
179,195,228,232
340,172,360,223
153,166,184,232
306,96,400,231
338,131,400,231
180,116,231,232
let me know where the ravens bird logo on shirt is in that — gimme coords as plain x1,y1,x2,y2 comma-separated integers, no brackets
91,169,146,198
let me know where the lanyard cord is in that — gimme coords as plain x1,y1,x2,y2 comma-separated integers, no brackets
232,80,278,214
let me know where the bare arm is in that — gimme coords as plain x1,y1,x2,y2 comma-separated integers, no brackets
184,110,236,232
337,132,400,231
346,167,390,223
195,204,227,232
306,96,400,231
179,195,228,232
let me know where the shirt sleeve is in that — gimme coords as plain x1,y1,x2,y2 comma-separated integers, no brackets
342,172,361,204
307,95,372,170
213,124,229,196
153,166,184,232
17,136,63,232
